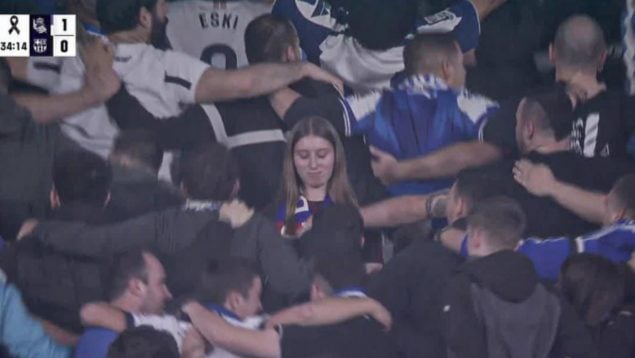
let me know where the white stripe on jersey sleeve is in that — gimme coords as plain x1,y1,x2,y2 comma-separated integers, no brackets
343,91,383,124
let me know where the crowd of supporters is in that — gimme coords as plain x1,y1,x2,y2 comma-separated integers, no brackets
1,0,635,357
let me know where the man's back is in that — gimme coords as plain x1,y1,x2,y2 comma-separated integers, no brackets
55,43,209,159
474,151,635,237
167,0,273,69
442,250,595,358
0,94,77,240
367,239,463,358
348,75,498,195
482,87,635,161
442,250,559,358
0,203,117,333
280,316,400,358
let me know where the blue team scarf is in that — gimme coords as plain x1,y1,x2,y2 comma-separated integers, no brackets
275,195,334,235
204,303,242,322
83,23,103,37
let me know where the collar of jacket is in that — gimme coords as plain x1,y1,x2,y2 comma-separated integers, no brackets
184,200,222,212
394,74,458,94
204,303,242,322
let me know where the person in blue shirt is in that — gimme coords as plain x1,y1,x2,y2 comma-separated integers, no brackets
455,171,635,282
0,269,70,358
511,164,635,282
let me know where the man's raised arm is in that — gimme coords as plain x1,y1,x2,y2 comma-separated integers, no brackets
183,302,281,358
370,142,502,185
195,62,342,103
11,40,121,123
513,160,605,224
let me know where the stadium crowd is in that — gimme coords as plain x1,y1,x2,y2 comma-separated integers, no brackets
1,0,635,357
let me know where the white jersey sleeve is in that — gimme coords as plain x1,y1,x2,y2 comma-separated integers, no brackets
113,44,210,116
26,57,64,91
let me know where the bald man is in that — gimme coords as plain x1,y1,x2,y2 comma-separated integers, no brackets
369,15,635,187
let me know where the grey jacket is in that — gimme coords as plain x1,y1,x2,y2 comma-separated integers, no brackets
32,207,311,298
0,94,78,240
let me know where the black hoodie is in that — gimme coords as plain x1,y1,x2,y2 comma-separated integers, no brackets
442,250,598,358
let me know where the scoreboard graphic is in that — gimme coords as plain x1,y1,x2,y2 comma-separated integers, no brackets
0,14,76,57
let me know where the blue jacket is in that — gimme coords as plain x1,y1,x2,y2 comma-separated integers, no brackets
344,75,498,195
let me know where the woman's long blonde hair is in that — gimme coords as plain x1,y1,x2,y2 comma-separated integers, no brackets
280,117,357,234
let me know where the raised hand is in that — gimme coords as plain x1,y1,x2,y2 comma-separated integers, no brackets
83,39,121,103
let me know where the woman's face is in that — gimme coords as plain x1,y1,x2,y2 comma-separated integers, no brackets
293,135,335,191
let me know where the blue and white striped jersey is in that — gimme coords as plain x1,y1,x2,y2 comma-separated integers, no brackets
341,74,498,195
272,0,480,93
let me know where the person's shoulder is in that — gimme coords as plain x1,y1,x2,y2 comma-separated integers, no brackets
76,327,118,349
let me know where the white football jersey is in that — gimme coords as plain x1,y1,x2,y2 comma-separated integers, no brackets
167,0,273,69
53,43,209,179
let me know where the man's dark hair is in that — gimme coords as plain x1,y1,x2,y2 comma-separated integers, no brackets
455,167,509,210
112,130,163,173
404,32,460,76
611,174,635,217
106,250,149,301
0,58,11,93
245,14,297,64
348,0,417,50
179,143,239,201
107,325,179,358
560,253,625,327
467,196,526,250
311,252,366,294
97,0,158,34
519,89,574,141
53,149,112,206
554,15,606,73
197,258,259,305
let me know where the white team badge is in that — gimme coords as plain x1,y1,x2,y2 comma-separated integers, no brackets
32,17,47,34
